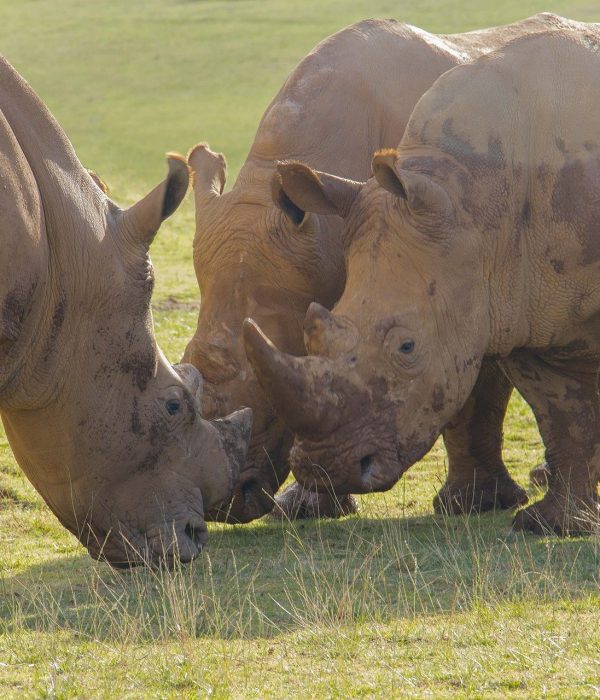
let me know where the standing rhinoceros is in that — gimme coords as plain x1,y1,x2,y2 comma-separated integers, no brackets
0,55,252,567
183,14,571,522
244,26,600,535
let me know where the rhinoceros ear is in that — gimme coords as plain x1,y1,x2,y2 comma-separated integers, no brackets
372,150,452,221
187,143,227,206
120,154,189,248
271,171,308,227
272,161,361,224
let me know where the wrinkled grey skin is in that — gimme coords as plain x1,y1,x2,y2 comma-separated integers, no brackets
245,27,600,535
184,14,568,522
0,55,252,567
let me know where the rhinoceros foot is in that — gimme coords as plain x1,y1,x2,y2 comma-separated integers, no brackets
270,481,358,520
529,462,550,489
513,494,600,536
433,474,528,515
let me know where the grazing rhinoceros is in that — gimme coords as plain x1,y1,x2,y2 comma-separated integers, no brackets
244,26,600,535
183,14,573,523
0,55,252,567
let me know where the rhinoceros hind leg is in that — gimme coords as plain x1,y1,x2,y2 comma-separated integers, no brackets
271,481,358,520
502,350,600,537
435,358,527,515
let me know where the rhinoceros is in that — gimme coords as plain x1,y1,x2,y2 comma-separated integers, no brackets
245,25,600,535
183,14,571,523
0,55,252,567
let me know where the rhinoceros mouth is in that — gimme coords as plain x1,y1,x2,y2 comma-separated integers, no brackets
81,511,209,569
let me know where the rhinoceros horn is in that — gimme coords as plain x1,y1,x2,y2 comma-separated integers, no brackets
303,303,359,358
243,318,344,439
121,154,190,247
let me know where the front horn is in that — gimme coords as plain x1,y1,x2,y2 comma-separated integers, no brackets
243,319,343,439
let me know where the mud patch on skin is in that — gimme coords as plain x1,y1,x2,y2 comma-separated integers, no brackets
136,452,160,473
432,384,445,413
148,421,168,448
439,119,506,175
536,162,552,192
0,286,31,341
517,199,531,230
42,296,66,360
130,397,143,435
550,157,600,263
120,351,156,391
555,137,568,156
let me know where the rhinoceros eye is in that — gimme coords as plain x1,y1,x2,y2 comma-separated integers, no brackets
383,326,424,375
165,399,181,416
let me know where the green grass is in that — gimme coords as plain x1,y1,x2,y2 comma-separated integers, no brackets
2,1,600,697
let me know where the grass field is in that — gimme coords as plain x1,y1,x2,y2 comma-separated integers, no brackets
2,1,600,697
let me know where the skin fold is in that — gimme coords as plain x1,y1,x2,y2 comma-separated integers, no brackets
184,13,567,523
245,24,600,535
0,55,252,567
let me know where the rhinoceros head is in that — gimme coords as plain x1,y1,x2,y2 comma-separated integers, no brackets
243,155,489,494
0,58,252,566
181,144,344,521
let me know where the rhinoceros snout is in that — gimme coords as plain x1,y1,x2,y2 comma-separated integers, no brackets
291,444,399,495
142,515,209,569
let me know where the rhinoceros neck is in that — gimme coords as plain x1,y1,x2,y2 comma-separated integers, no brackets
0,56,109,408
1,394,90,532
0,179,106,410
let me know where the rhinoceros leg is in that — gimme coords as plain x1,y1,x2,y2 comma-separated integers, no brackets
434,357,528,514
529,462,551,489
503,350,600,535
271,481,358,520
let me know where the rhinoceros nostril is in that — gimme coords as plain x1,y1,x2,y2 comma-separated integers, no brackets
360,454,376,478
178,519,207,563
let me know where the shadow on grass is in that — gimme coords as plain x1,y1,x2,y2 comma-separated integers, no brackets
1,509,599,643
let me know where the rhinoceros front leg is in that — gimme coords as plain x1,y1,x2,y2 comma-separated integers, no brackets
271,481,358,520
502,350,600,535
434,357,528,514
